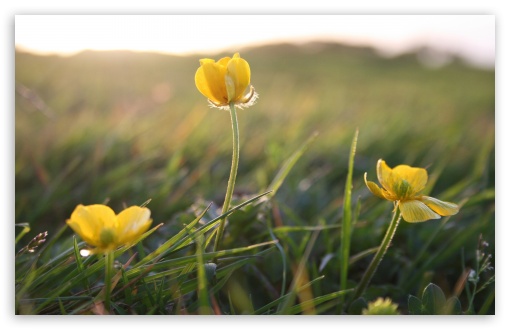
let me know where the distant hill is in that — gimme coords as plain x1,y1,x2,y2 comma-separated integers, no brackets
15,40,487,70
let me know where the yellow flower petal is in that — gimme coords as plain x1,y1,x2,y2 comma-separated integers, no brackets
195,60,228,105
85,204,117,226
66,204,116,247
217,56,231,67
376,159,393,193
392,165,428,195
226,53,251,102
364,173,387,200
116,206,152,245
421,196,459,216
199,58,215,65
67,220,101,247
376,160,428,199
399,200,441,223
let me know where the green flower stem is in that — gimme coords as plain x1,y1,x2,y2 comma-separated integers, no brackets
104,251,114,312
213,102,240,255
352,208,401,301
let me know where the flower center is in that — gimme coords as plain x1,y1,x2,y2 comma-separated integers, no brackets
100,228,116,246
394,179,412,199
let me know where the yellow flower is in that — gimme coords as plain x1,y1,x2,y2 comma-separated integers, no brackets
67,204,152,254
364,159,459,222
195,53,257,109
362,297,399,315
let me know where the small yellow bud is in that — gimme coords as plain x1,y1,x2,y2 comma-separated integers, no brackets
362,297,399,315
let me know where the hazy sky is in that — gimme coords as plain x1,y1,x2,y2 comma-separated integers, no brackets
15,15,495,67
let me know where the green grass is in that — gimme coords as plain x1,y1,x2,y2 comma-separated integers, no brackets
15,41,494,314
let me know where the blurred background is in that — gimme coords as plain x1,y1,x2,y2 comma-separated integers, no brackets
15,14,495,225
15,15,495,312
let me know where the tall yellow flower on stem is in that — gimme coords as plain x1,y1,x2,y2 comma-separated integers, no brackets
67,204,152,312
352,159,459,303
195,53,258,256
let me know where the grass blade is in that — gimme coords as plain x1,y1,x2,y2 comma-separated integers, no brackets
134,204,211,267
195,234,213,315
254,275,325,314
340,129,358,302
265,131,318,199
286,289,354,315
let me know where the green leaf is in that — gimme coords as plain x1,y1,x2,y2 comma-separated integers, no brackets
444,296,462,315
407,295,423,315
422,283,446,314
348,297,367,315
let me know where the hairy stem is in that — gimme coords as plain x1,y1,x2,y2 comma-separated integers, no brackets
213,102,240,255
352,207,401,301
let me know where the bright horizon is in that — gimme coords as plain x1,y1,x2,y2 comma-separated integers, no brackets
15,15,495,68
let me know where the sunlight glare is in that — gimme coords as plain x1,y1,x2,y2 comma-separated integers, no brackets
15,15,494,67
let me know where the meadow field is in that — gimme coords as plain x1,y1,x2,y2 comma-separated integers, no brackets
15,42,495,315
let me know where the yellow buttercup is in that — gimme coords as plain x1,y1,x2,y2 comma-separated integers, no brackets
67,204,152,254
364,159,459,222
194,52,258,254
195,53,257,109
